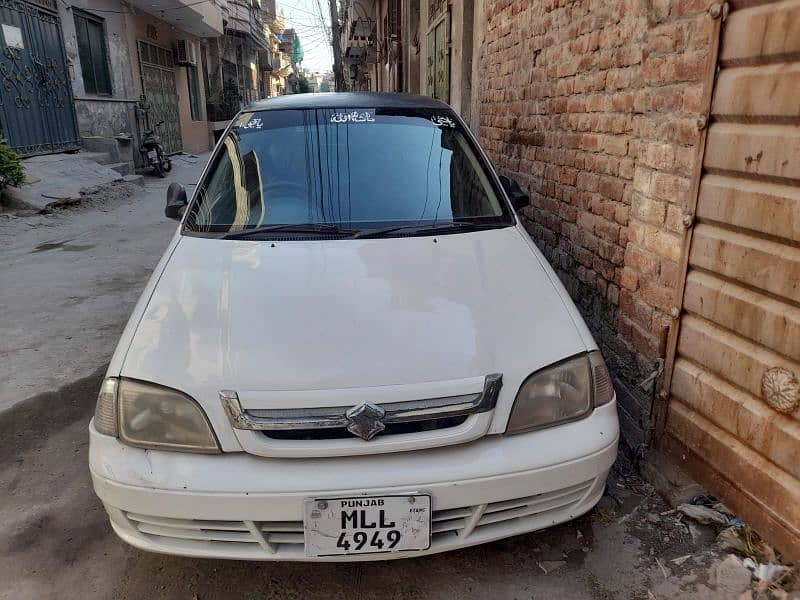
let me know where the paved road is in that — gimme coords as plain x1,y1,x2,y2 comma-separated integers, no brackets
0,158,759,599
0,154,207,411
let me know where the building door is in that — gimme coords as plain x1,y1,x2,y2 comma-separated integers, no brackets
662,0,800,557
0,0,80,156
425,3,449,102
138,40,182,154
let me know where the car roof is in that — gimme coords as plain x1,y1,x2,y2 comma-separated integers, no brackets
243,92,452,112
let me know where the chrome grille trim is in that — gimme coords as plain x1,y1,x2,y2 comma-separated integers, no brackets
219,373,502,432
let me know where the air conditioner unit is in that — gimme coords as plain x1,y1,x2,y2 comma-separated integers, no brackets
175,39,197,66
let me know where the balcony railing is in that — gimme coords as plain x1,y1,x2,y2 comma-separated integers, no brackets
259,48,274,71
251,12,269,49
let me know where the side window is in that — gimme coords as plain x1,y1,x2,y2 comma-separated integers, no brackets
186,65,202,121
73,10,112,96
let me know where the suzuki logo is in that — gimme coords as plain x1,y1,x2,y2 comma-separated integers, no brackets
345,402,386,441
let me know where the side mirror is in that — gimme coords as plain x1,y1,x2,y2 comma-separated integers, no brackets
499,175,529,211
165,182,188,220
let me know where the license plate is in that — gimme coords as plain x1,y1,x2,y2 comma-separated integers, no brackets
303,494,431,557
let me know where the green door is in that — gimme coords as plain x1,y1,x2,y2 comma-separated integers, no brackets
426,10,449,102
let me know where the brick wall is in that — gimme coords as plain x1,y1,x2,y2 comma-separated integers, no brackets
476,0,716,451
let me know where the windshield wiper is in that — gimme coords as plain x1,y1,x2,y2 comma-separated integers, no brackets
222,223,356,240
352,221,506,239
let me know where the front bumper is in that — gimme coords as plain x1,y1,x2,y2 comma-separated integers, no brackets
90,401,618,561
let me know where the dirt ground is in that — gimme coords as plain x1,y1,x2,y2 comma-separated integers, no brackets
0,158,796,600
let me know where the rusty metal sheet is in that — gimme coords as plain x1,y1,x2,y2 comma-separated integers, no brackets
696,174,800,242
689,223,800,302
683,271,800,361
719,0,800,65
661,432,800,562
703,123,800,180
671,359,800,479
666,402,800,537
712,63,800,118
677,315,800,415
663,0,800,561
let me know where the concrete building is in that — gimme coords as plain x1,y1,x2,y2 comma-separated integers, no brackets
204,0,275,138
339,0,377,91
59,0,225,164
338,0,472,120
54,0,293,164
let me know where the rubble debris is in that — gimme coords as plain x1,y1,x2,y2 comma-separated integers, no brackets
718,527,749,555
655,557,670,579
710,554,755,595
537,560,566,574
677,503,729,525
736,525,777,563
741,558,791,585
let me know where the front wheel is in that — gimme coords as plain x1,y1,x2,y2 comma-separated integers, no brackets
153,147,168,178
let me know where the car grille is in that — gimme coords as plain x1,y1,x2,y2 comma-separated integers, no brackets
220,374,504,457
262,415,469,440
121,479,594,558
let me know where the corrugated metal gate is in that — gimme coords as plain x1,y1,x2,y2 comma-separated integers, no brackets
662,0,800,559
0,0,80,156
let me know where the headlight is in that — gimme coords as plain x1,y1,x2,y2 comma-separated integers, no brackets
506,351,614,434
94,377,220,453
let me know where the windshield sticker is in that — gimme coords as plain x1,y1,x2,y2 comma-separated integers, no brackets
239,116,264,131
430,115,455,128
330,110,376,124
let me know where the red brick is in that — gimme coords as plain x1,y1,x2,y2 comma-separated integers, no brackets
663,51,707,83
651,172,689,203
614,204,630,225
675,0,711,17
632,193,666,225
619,158,635,180
604,135,629,156
664,203,684,233
625,244,660,277
620,315,661,360
477,0,711,393
640,279,676,313
620,288,654,330
682,84,704,113
638,142,675,170
599,177,625,201
620,267,639,290
607,283,620,305
659,259,681,288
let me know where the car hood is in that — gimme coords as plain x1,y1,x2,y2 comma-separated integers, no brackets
121,227,588,402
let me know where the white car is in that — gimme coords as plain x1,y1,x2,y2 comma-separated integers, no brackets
90,93,619,561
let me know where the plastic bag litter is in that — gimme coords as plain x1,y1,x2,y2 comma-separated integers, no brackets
677,503,729,525
741,558,791,584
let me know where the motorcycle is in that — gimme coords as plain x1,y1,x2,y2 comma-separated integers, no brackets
139,120,172,178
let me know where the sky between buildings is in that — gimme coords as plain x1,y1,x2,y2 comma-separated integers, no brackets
280,0,335,72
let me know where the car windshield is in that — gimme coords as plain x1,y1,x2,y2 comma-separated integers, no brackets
183,107,513,236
